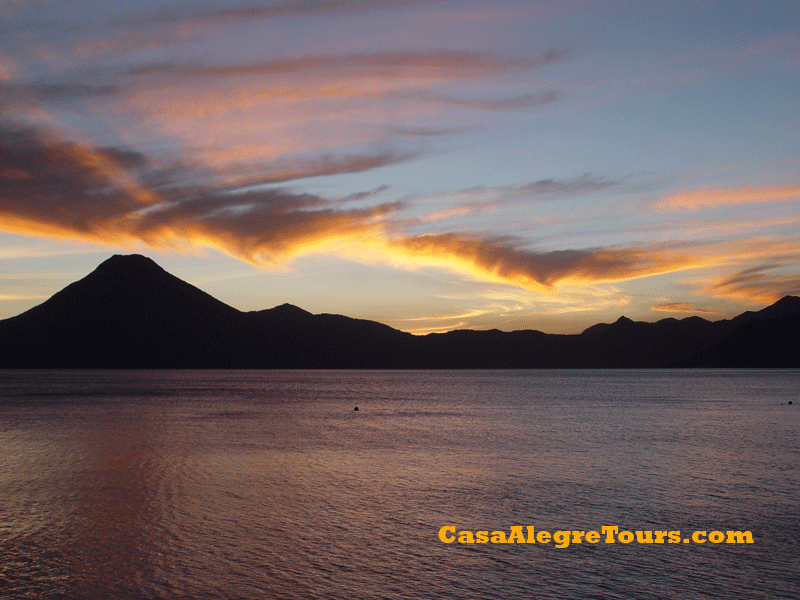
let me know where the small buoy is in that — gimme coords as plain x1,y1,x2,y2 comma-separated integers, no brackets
789,401,793,405
354,406,359,411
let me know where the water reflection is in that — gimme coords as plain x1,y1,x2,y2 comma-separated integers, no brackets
64,413,167,597
0,369,798,599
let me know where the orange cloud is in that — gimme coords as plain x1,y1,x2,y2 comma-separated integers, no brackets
98,46,565,174
651,303,716,314
388,233,698,292
654,184,800,211
703,264,800,305
7,125,797,303
118,49,563,132
0,124,712,295
127,50,559,80
415,205,483,224
0,124,399,266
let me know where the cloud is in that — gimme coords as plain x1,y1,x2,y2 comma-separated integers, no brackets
0,80,118,109
0,124,709,294
134,0,452,27
127,50,562,80
388,233,697,292
389,125,469,137
9,120,797,308
738,32,800,62
703,263,800,305
650,303,716,315
101,47,567,174
381,281,634,334
411,174,621,224
415,205,482,224
654,184,800,211
451,173,621,202
0,124,401,264
382,89,559,111
0,53,18,80
516,174,621,197
210,149,420,187
129,192,402,265
9,122,796,305
0,125,159,230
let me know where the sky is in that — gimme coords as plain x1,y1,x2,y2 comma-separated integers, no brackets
1,0,798,334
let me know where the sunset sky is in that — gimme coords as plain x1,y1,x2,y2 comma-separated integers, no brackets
1,0,798,334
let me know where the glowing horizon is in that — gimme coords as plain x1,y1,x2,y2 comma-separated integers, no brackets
1,0,798,335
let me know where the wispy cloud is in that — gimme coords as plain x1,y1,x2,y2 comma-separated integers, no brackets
653,184,800,211
5,122,799,310
0,80,118,109
127,50,562,80
411,174,621,223
382,89,559,111
212,149,420,187
133,0,450,27
0,123,710,294
0,124,400,264
382,282,634,334
388,125,470,137
389,233,697,292
651,302,716,315
703,263,800,305
91,46,565,173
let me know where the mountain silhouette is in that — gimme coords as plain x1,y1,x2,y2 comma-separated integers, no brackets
1,254,798,368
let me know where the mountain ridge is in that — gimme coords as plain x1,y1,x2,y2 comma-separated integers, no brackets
1,254,798,368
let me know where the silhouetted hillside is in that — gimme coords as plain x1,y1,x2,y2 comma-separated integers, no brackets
0,254,242,367
1,254,798,368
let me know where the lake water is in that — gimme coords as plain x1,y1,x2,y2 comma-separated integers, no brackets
0,369,798,599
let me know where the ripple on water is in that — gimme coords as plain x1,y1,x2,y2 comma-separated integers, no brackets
0,369,798,599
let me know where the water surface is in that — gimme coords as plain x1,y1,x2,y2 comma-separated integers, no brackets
1,369,798,599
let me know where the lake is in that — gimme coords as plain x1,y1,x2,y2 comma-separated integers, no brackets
0,369,798,599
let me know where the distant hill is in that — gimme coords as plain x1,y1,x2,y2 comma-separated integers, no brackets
1,254,798,368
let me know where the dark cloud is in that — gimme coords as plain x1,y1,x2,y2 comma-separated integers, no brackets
95,147,150,169
0,124,403,261
0,123,695,289
131,192,403,259
0,81,118,108
517,173,620,197
0,125,146,234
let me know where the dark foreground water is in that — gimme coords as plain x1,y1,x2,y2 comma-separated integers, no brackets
0,369,798,599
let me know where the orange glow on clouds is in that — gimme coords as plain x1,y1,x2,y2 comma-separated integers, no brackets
3,120,800,317
2,0,799,330
651,303,716,314
388,234,700,291
655,185,800,211
701,264,800,305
